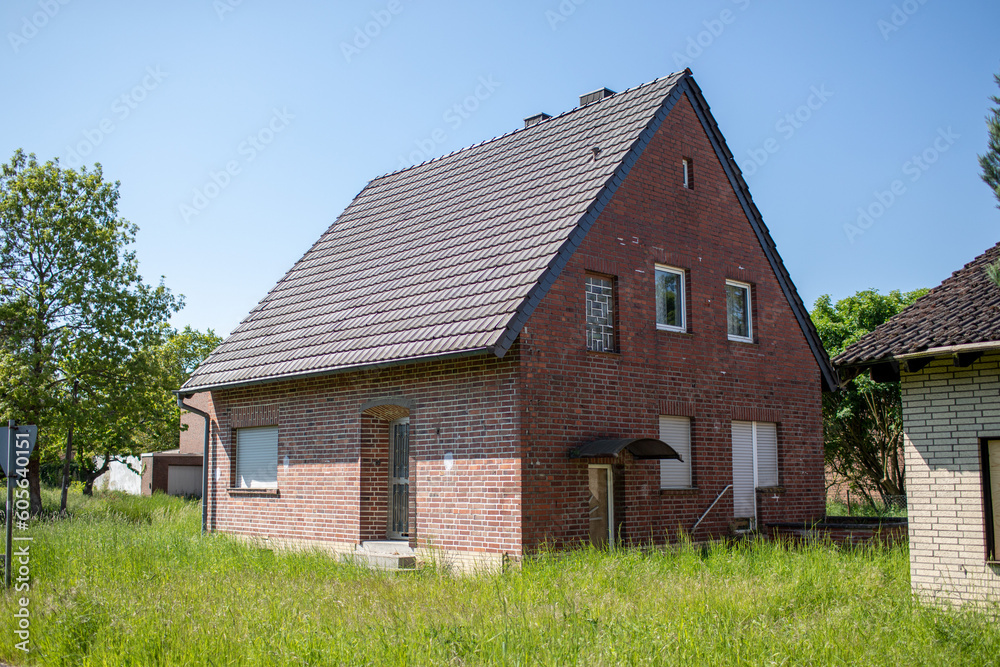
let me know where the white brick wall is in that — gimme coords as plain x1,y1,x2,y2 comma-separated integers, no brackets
901,352,1000,605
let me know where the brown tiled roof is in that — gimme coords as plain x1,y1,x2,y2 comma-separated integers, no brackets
183,71,836,392
835,241,1000,367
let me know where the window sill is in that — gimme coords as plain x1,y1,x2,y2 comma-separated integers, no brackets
227,487,280,497
756,486,785,494
586,349,621,357
656,324,688,334
728,336,755,345
660,487,698,496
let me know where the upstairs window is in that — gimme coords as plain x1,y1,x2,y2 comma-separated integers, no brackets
655,265,685,332
682,158,694,189
726,280,752,342
585,273,616,352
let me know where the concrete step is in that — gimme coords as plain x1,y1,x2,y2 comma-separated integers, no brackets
346,540,416,570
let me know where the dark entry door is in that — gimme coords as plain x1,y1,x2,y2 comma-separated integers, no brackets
388,418,410,539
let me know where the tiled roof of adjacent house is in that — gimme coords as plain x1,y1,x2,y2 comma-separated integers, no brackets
836,241,1000,367
183,71,837,392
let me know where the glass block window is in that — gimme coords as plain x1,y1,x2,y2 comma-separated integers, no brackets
585,273,616,352
726,280,752,341
655,265,685,331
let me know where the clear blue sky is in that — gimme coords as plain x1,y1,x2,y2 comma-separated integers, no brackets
2,0,997,337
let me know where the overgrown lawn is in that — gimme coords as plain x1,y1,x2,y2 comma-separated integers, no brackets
0,490,996,665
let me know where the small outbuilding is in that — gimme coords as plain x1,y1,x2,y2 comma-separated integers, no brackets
837,241,1000,605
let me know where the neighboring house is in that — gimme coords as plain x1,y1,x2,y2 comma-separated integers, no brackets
140,391,207,497
836,242,1000,605
179,70,836,569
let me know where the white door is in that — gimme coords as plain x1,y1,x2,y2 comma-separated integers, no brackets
731,421,756,526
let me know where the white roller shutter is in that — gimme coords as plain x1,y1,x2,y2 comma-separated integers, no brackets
659,416,691,489
237,426,278,489
731,421,755,519
755,422,778,488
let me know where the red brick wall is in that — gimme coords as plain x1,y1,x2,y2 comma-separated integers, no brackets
359,414,390,541
201,349,522,556
518,93,825,550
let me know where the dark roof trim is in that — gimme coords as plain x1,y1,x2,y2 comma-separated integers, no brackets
680,77,839,393
178,347,491,396
490,77,686,358
570,437,682,460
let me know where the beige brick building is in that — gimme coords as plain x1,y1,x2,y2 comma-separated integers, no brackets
837,242,1000,606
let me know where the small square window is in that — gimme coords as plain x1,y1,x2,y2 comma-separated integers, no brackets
726,280,752,342
585,273,616,352
655,265,685,332
682,158,693,189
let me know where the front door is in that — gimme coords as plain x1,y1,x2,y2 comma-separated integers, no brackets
588,464,613,548
388,418,410,539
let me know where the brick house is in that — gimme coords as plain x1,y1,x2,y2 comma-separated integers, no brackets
837,242,1000,605
179,71,836,569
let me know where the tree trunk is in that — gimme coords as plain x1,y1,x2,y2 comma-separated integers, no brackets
81,459,110,496
59,380,80,512
59,423,74,511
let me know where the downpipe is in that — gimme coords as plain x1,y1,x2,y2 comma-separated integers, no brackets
175,393,210,535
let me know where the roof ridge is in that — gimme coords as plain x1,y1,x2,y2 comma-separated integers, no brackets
365,71,688,184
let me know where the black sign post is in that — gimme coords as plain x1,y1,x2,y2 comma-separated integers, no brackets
2,421,37,589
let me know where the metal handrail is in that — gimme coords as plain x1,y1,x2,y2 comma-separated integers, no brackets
691,484,732,533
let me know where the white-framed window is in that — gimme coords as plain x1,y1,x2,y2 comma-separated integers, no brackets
655,265,685,332
731,421,778,519
585,273,616,352
235,425,278,489
983,439,1000,562
682,157,693,189
726,280,752,342
659,416,692,489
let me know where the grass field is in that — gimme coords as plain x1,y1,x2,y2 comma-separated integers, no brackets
0,489,997,666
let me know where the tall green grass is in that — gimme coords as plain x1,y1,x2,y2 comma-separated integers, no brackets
1,490,997,666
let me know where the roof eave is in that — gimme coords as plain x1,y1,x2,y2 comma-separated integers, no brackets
178,346,494,396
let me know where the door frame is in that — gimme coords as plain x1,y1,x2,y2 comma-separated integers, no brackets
387,417,410,540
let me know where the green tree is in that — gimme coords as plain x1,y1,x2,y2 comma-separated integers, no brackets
0,149,179,514
979,71,1000,208
811,288,928,507
57,326,220,504
978,71,1000,287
